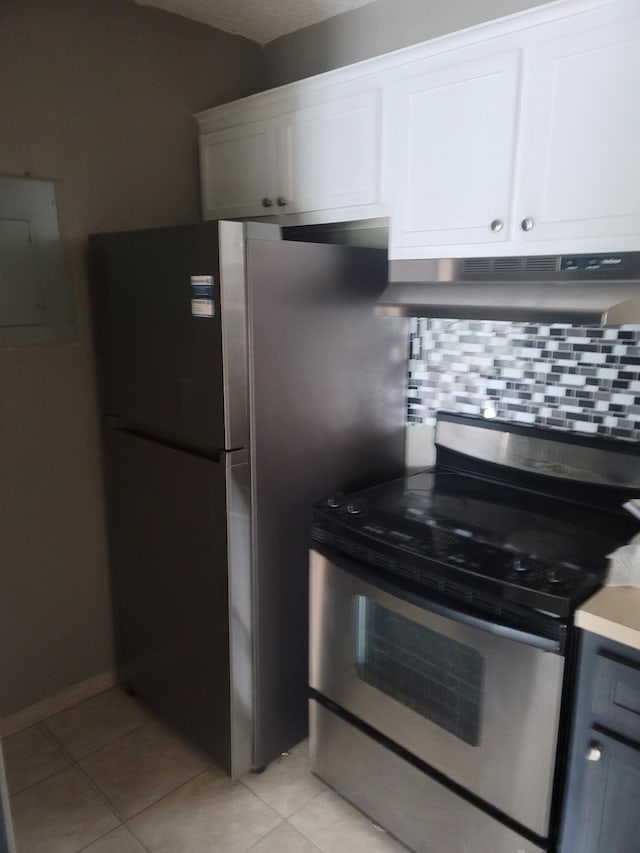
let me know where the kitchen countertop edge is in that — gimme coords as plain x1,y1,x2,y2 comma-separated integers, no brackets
575,587,640,650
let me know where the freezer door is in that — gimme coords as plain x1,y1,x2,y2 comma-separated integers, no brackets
104,428,243,774
91,221,248,452
247,237,407,768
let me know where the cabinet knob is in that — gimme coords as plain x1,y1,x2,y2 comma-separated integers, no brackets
521,217,535,232
490,219,504,233
262,198,274,208
277,197,289,207
586,742,603,762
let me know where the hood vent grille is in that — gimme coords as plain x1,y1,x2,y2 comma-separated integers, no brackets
494,257,523,273
461,256,558,276
381,252,640,325
525,256,557,272
463,258,492,274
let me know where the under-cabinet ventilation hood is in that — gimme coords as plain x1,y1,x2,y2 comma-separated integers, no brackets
379,253,640,325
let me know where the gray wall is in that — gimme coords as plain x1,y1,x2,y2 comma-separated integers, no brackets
0,0,265,716
265,0,550,86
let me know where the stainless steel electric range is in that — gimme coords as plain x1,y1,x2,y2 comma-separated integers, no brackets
309,413,640,853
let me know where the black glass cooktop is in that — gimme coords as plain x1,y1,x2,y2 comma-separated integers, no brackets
312,469,637,618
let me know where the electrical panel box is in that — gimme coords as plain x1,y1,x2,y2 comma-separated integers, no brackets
0,175,76,346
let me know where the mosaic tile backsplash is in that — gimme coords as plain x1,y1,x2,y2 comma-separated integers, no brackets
407,319,640,441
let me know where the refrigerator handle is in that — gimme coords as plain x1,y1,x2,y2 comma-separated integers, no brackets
104,417,234,464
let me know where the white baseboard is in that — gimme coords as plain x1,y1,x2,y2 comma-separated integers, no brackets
0,670,118,738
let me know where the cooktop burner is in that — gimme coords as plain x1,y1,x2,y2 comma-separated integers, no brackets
312,456,638,619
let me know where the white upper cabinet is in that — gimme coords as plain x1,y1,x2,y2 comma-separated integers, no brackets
197,0,640,251
389,0,640,259
197,80,384,224
389,47,521,254
200,119,278,219
278,89,380,216
513,0,640,254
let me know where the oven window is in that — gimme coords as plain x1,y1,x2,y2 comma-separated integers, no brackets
353,597,484,746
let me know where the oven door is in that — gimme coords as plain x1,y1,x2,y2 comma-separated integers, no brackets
309,548,565,838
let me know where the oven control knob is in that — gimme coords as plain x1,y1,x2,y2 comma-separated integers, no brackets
546,568,566,584
346,501,363,515
512,557,531,573
327,495,343,509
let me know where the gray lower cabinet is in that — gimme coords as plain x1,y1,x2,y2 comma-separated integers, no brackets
560,630,640,852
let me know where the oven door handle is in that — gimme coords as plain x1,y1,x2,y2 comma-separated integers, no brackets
438,604,563,654
317,546,564,655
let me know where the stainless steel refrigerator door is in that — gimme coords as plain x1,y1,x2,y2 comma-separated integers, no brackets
247,238,407,768
91,221,256,452
104,428,251,776
310,550,565,838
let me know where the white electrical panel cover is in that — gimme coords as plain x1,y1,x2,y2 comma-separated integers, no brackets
0,176,76,346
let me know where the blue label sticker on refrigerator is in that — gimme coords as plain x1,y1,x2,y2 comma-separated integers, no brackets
191,275,215,317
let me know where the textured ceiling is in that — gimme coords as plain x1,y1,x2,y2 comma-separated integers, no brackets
135,0,380,45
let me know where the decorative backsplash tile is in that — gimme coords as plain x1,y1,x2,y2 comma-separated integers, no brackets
407,319,640,441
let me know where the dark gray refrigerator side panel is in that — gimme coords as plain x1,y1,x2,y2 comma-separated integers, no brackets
90,222,240,452
0,747,15,853
247,239,408,768
103,428,235,773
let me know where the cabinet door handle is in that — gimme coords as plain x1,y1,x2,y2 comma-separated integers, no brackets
277,196,289,207
262,198,274,208
521,217,535,232
586,742,603,762
490,219,504,233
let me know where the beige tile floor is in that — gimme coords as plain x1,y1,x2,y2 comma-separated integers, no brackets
2,687,407,853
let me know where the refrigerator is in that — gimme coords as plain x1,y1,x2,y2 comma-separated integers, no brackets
90,220,407,777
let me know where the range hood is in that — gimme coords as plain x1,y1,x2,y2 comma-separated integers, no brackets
379,253,640,325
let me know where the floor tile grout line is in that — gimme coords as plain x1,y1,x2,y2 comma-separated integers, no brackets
8,698,219,825
122,765,217,829
240,817,327,853
42,716,153,764
36,719,80,768
238,817,284,853
6,724,141,820
8,763,71,800
73,717,217,821
283,788,402,853
73,757,130,822
282,787,328,822
74,823,154,853
124,767,286,851
238,776,327,821
73,822,127,853
77,750,217,824
16,759,124,828
280,821,325,853
4,721,69,799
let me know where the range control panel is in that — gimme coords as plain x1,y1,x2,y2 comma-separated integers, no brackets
312,496,602,617
560,254,627,272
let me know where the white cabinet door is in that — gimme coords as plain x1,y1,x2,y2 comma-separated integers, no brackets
514,1,640,253
199,118,277,220
277,89,381,216
390,48,521,258
198,85,383,223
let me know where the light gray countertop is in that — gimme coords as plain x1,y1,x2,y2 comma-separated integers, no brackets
575,587,640,650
